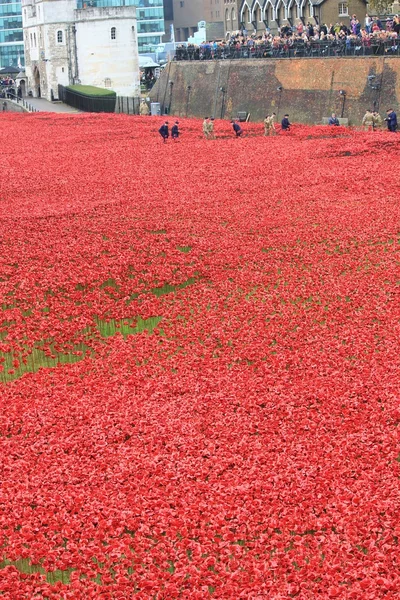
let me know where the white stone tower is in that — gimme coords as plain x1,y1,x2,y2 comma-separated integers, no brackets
22,0,140,100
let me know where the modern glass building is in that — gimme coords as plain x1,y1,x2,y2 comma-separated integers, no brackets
0,1,24,68
76,0,165,53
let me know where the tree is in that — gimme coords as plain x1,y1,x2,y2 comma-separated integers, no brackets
367,0,394,16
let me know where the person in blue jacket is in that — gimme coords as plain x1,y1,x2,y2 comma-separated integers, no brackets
171,121,180,141
384,109,397,132
328,113,340,126
159,121,169,142
281,114,291,131
231,120,243,137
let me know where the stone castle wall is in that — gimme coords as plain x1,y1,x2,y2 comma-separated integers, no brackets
150,57,400,125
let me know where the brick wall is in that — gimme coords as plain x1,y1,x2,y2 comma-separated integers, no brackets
150,57,400,125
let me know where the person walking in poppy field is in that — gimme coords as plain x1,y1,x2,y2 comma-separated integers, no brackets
208,117,216,140
231,119,243,137
281,114,291,131
264,115,270,136
203,117,211,139
171,121,180,141
384,108,397,132
159,121,169,142
264,113,277,136
362,109,374,131
269,112,277,135
372,111,382,130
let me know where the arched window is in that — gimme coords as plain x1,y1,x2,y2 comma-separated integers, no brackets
57,30,63,44
111,27,116,40
232,7,236,22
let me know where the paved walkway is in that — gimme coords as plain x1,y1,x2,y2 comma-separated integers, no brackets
26,97,80,113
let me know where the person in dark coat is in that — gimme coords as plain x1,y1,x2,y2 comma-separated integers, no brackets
231,120,243,137
384,109,397,132
171,121,180,141
159,121,169,142
281,114,291,131
328,113,340,126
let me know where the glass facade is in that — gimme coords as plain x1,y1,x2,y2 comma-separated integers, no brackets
76,0,165,53
0,1,24,68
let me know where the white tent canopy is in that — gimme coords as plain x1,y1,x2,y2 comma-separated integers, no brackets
139,56,159,69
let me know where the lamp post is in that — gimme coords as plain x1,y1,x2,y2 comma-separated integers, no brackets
220,86,226,119
186,85,191,117
339,89,346,118
168,80,173,115
276,86,283,120
367,74,381,112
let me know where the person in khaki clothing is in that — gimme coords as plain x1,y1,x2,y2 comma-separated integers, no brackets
139,100,150,115
208,117,216,140
362,109,374,131
264,115,270,136
372,111,383,130
269,112,277,135
203,117,210,139
264,113,277,136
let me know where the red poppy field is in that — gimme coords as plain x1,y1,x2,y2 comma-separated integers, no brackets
0,114,399,599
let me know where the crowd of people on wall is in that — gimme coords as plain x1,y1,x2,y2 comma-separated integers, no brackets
175,14,400,60
0,77,16,99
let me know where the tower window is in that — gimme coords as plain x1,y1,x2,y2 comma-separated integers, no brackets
111,27,116,40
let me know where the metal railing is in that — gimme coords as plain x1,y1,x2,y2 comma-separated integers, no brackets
1,92,39,113
175,39,400,61
2,89,142,116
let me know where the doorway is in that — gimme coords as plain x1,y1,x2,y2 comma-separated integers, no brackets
33,66,41,97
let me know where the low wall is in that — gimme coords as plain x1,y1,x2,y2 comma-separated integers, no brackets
1,100,26,113
150,57,400,125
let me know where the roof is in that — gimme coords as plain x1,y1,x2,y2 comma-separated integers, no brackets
0,66,21,74
139,56,160,69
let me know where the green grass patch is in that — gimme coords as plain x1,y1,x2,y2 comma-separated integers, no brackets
95,316,162,338
0,315,162,383
0,557,73,585
152,277,197,297
66,85,116,98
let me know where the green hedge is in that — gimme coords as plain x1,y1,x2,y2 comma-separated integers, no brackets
66,85,116,98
